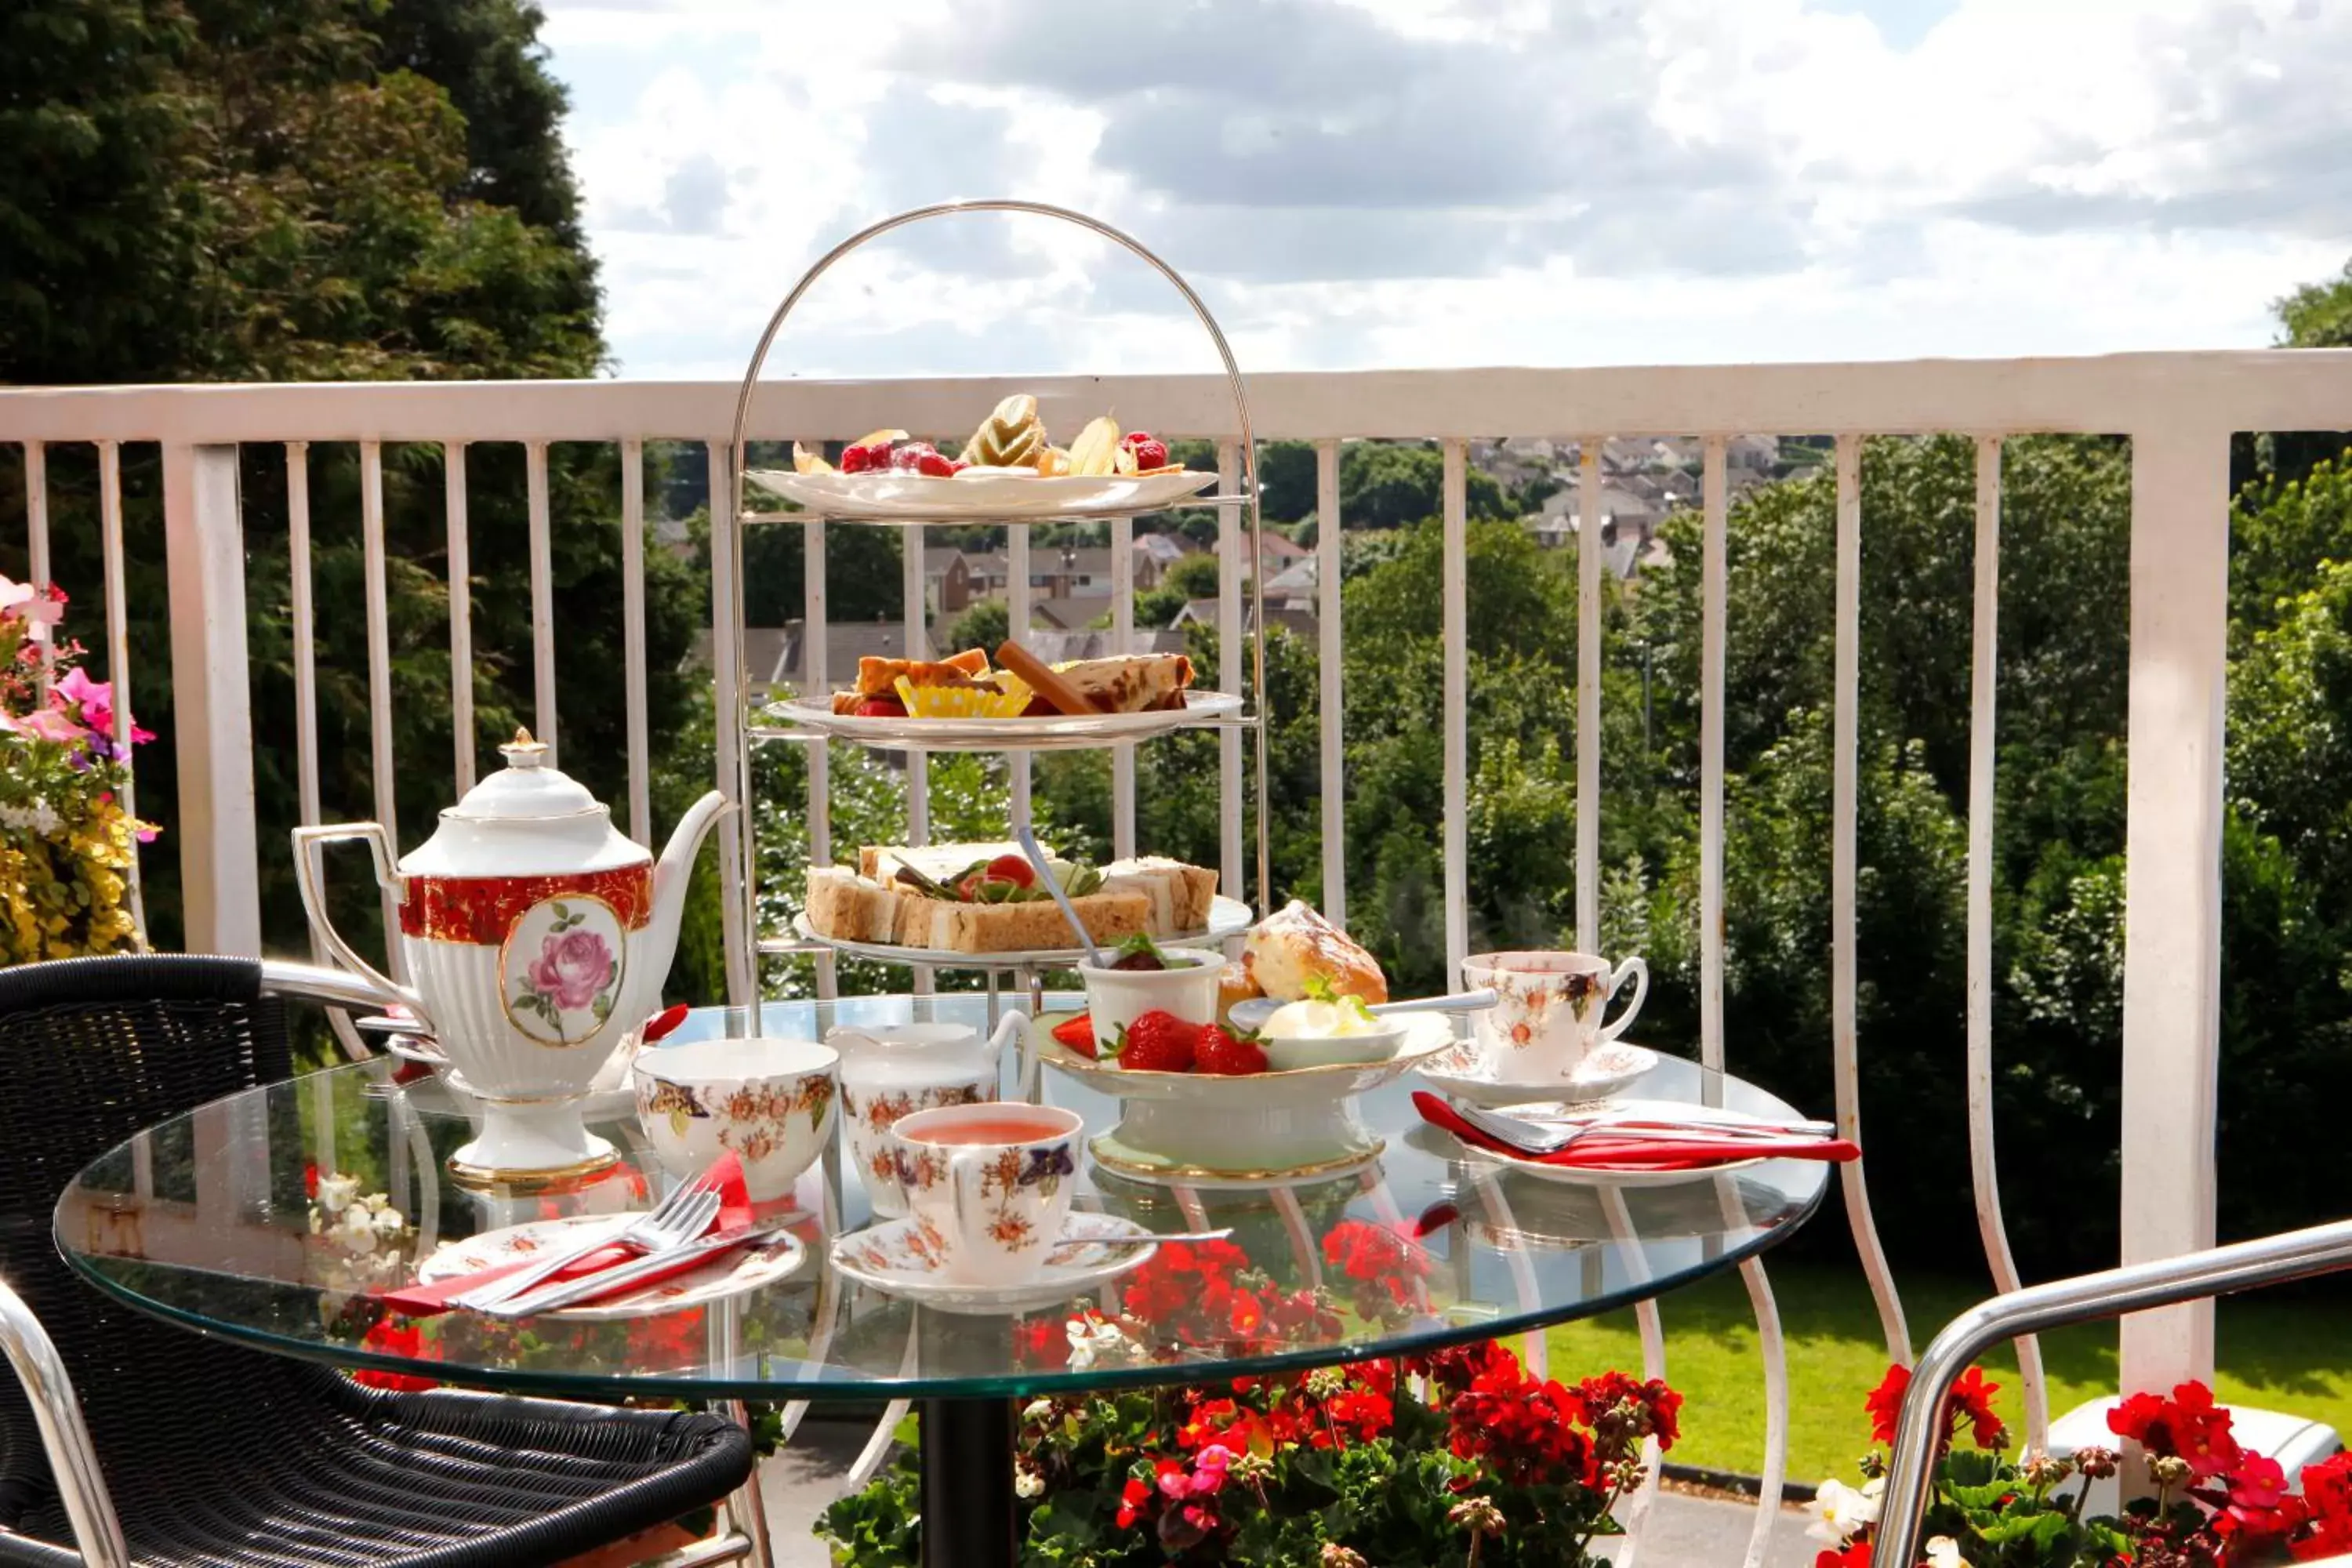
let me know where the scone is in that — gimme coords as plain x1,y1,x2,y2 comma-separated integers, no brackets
1242,901,1388,1004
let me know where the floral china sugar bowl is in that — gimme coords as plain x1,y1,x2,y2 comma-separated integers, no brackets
294,728,729,1189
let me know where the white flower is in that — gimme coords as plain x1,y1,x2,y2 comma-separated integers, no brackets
1064,1317,1131,1370
333,1205,380,1255
1806,1477,1883,1544
1014,1468,1044,1499
1022,1399,1054,1423
0,800,60,836
1925,1537,1968,1568
316,1173,360,1216
368,1199,405,1238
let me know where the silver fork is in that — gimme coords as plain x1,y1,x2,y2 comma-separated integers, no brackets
1450,1101,1835,1157
452,1174,723,1311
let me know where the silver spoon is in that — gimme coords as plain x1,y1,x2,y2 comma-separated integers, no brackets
1050,1226,1232,1258
1017,822,1103,967
1227,988,1497,1036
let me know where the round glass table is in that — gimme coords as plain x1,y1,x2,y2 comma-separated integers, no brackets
56,996,1829,1568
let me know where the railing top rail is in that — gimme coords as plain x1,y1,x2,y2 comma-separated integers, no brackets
5,350,2352,445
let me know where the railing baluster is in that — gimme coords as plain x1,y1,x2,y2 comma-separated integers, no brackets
1316,438,1345,925
23,441,52,694
526,439,557,757
1441,438,1468,979
91,440,144,930
162,442,261,956
1008,526,1031,828
1576,438,1602,951
285,443,321,955
903,523,931,997
804,512,836,1002
1967,434,2050,1450
1217,439,1243,902
1835,433,1912,1364
445,443,475,794
1111,509,1136,863
2118,418,2231,1399
620,439,652,847
1703,437,1790,1566
706,441,751,1007
358,441,404,975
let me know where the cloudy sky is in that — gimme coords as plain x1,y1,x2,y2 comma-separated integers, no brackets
539,0,2350,381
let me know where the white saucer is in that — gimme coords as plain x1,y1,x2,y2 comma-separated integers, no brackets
829,1212,1157,1316
1413,1040,1660,1107
1449,1097,1772,1189
416,1214,808,1321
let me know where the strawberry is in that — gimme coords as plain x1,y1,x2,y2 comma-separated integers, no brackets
984,853,1036,888
1051,1012,1098,1058
890,441,942,473
914,448,964,478
1120,431,1170,470
1195,1025,1267,1076
840,440,888,474
854,695,905,717
1110,1010,1198,1073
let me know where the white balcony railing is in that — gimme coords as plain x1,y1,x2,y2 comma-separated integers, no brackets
9,350,2352,1562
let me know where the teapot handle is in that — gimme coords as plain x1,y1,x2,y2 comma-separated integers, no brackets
292,824,430,1029
989,1010,1036,1102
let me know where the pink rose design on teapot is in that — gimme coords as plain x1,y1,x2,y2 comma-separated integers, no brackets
531,926,615,1011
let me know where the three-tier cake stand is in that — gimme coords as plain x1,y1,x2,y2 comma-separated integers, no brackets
717,201,1277,1004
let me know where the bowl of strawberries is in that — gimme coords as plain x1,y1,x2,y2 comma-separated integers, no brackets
1036,943,1455,1182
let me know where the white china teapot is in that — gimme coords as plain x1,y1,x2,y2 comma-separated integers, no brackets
295,729,730,1185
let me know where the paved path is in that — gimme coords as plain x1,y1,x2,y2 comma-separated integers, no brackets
751,1421,1820,1566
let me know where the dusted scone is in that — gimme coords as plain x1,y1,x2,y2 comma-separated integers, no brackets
1102,856,1219,935
1242,901,1388,1004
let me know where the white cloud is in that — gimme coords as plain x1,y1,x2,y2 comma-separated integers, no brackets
540,0,2352,379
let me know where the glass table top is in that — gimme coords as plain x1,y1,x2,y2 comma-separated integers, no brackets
56,997,1829,1402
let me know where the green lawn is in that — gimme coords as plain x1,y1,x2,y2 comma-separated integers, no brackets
1541,1258,2352,1486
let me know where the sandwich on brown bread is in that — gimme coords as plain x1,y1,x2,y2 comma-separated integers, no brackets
1102,856,1219,935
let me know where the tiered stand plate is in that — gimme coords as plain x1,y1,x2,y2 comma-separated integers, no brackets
743,467,1232,522
789,895,1254,970
749,690,1247,749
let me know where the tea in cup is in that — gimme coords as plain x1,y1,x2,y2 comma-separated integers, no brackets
1461,950,1647,1083
886,1102,1083,1287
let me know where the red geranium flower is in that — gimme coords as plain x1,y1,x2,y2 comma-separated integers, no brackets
2107,1380,2240,1479
354,1316,441,1392
1948,1366,2005,1450
1115,1476,1151,1530
1813,1544,1871,1568
1865,1363,1910,1447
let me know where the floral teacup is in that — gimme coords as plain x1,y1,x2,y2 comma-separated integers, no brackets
886,1102,1083,1287
1461,950,1648,1085
635,1037,839,1203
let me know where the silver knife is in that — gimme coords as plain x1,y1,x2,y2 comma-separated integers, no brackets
480,1223,794,1318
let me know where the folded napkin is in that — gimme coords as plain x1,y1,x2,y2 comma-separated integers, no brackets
1413,1093,1860,1171
379,1152,751,1317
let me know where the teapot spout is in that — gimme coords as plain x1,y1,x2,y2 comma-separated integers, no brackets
647,790,733,967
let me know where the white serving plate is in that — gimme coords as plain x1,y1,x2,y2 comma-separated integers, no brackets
416,1214,808,1321
1412,1040,1659,1108
1040,1014,1455,1181
829,1211,1156,1316
1446,1097,1773,1190
744,468,1223,522
794,895,1253,971
753,690,1245,752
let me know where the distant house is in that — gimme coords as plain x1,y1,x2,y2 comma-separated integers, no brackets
1024,628,1190,662
1171,599,1319,640
1029,546,1169,599
1033,594,1115,631
1133,532,1192,568
1213,532,1308,575
924,550,977,616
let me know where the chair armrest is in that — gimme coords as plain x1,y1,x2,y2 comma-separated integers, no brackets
1874,1215,2352,1567
0,1276,129,1567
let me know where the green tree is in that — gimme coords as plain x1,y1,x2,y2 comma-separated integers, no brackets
944,599,1010,653
1255,439,1318,522
1339,443,1511,531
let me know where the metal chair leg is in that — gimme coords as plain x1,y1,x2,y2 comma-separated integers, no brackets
0,1276,129,1567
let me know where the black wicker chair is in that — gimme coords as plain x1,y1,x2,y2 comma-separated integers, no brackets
0,954,755,1567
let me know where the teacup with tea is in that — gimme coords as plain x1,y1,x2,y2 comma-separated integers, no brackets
885,1102,1084,1287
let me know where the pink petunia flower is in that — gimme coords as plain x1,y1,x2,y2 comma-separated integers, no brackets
19,708,86,746
0,575,62,630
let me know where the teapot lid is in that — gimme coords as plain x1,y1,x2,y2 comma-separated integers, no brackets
448,729,602,821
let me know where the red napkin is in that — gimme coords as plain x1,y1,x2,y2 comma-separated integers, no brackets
379,1152,752,1317
1413,1092,1860,1171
